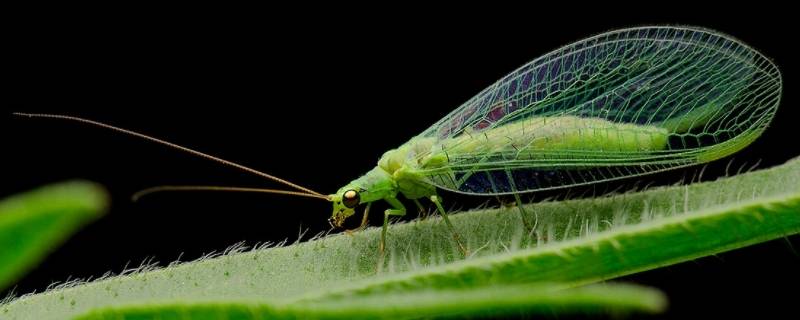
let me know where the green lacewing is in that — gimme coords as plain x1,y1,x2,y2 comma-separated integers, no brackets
16,26,782,257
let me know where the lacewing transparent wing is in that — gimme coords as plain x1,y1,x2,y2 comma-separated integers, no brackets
403,26,781,195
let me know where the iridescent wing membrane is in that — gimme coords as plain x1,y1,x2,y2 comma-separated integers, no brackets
408,26,782,195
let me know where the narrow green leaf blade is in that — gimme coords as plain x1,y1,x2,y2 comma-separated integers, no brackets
74,283,666,320
0,181,108,290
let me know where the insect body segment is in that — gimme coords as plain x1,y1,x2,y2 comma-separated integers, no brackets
331,147,468,256
330,167,397,227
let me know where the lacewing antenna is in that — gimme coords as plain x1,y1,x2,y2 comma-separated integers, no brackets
132,186,331,202
13,112,328,199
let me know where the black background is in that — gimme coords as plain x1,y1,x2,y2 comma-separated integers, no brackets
3,8,799,319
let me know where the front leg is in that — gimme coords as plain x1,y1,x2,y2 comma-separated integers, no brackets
380,197,406,255
345,203,372,235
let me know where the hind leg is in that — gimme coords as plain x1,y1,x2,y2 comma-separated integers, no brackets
430,195,469,257
512,193,534,233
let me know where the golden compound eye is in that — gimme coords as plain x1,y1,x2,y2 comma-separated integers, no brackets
342,189,360,208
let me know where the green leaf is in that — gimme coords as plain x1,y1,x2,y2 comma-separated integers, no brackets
75,283,666,320
0,181,108,290
2,157,799,319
